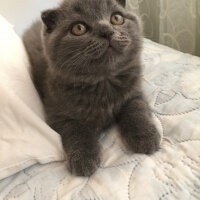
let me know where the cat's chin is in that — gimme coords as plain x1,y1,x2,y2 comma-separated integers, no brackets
91,49,119,63
86,42,127,66
107,45,121,54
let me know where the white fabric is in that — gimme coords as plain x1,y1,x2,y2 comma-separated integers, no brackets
0,15,65,180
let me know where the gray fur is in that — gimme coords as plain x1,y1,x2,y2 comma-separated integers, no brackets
23,0,160,176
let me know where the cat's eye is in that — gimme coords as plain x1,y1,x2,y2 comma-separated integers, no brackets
71,23,87,36
111,13,124,25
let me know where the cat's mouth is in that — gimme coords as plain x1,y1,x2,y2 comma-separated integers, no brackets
108,44,113,51
107,41,115,50
106,42,120,54
85,40,122,61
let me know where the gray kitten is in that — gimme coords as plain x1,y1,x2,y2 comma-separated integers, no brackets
23,0,160,176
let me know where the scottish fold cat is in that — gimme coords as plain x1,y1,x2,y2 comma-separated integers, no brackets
23,0,160,176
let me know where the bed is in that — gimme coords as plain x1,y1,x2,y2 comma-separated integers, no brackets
0,15,200,200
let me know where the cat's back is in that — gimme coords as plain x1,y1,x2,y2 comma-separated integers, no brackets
23,21,47,99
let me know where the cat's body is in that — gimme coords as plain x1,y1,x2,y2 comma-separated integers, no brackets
23,0,160,176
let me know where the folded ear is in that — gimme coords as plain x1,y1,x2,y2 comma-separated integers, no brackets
41,9,59,33
116,0,126,7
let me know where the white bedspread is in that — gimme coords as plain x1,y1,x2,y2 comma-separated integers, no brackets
0,39,200,200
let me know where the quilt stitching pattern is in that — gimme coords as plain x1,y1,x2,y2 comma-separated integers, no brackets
0,39,200,199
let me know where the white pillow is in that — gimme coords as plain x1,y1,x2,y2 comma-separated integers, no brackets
0,15,65,180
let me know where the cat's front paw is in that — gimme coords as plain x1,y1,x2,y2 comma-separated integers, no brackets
123,123,160,154
67,151,100,177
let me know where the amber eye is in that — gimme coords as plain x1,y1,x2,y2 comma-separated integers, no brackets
111,13,124,25
71,23,87,36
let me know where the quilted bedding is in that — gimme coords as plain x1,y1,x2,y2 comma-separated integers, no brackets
0,39,200,200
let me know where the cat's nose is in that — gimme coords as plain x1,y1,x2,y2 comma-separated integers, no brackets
100,31,114,40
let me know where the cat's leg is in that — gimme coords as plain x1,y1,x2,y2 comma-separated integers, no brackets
61,120,101,176
117,96,160,154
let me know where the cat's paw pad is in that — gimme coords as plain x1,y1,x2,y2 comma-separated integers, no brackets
68,151,100,177
125,123,160,154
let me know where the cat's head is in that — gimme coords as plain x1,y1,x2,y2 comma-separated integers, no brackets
41,0,142,76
